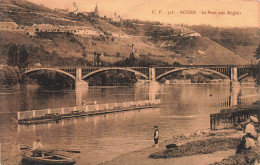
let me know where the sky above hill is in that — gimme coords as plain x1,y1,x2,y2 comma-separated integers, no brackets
28,0,259,27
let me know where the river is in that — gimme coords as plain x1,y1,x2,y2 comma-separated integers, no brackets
0,82,259,165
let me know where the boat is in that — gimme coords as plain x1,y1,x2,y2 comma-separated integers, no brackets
18,145,76,165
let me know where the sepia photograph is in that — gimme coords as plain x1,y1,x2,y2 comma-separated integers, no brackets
0,0,259,164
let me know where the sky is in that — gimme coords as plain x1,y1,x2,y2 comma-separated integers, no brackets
28,0,260,27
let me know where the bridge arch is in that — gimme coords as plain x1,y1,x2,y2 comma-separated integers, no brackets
238,72,253,81
156,68,230,81
81,67,149,80
24,68,76,80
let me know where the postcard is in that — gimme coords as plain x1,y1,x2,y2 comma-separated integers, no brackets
0,0,259,164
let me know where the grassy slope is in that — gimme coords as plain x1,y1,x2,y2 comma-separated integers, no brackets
0,0,259,65
0,31,175,65
188,25,260,64
234,46,258,63
173,37,248,65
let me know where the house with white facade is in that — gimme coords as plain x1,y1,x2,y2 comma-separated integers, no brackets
0,22,19,31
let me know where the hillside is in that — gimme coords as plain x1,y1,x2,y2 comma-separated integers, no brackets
0,0,259,66
188,25,260,64
170,37,247,65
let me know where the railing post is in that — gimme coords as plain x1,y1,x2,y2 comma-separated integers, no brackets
17,111,21,120
32,110,35,118
95,104,99,110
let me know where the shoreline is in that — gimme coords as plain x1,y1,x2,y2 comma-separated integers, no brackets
100,129,243,165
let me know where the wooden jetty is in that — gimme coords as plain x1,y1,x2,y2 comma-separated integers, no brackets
210,104,260,130
17,99,161,125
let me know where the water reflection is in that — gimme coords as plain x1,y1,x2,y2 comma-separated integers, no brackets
1,83,260,165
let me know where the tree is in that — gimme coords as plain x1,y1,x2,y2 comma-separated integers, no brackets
254,44,260,60
173,61,182,67
7,43,19,66
252,62,260,86
116,52,121,57
96,53,101,66
82,51,87,59
252,44,260,86
18,45,29,69
0,66,20,87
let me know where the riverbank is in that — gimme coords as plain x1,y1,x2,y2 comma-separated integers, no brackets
101,128,259,165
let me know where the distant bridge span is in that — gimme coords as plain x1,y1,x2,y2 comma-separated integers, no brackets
155,67,230,80
81,67,149,80
24,65,253,87
24,68,76,79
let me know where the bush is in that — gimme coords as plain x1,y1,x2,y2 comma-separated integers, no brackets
28,70,75,89
0,66,20,87
252,62,260,85
87,70,137,86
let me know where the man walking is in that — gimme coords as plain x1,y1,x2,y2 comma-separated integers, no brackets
154,126,159,149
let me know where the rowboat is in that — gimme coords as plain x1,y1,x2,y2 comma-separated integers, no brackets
18,145,76,165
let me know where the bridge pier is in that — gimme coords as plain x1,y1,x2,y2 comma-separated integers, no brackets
75,68,88,86
149,68,156,81
75,68,88,88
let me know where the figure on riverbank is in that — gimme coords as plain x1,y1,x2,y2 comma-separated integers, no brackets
236,116,259,154
32,137,44,157
154,126,159,149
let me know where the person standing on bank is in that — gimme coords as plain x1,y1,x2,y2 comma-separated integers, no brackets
154,126,159,149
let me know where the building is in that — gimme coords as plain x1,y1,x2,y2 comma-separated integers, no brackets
111,12,121,22
0,22,18,31
24,26,36,36
74,27,101,36
94,4,99,17
54,8,69,14
181,32,201,38
88,4,99,17
37,24,61,32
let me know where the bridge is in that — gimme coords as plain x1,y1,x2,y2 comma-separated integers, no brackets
24,65,253,88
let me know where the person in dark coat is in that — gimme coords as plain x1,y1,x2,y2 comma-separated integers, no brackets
154,126,159,149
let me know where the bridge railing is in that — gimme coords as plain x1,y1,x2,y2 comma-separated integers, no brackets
26,65,253,71
210,105,260,130
34,109,49,118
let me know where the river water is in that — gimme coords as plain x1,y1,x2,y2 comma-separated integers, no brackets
0,82,259,165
